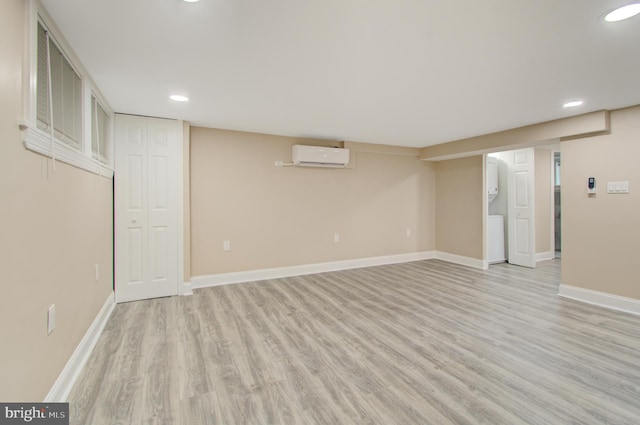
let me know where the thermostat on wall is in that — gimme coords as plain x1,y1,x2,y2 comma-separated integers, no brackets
587,177,596,194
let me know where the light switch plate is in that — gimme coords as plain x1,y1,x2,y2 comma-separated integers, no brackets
607,181,630,194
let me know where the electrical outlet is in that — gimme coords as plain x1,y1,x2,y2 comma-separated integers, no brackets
406,228,411,237
95,263,100,281
334,233,340,243
47,304,56,335
223,240,231,251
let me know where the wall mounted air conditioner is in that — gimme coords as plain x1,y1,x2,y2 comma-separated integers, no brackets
292,145,350,168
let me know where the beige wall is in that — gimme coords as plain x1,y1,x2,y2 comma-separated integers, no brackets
535,148,552,254
0,0,114,400
420,110,609,161
562,106,640,299
190,127,436,275
435,156,484,259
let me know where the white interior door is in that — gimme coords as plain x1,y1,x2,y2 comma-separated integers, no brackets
115,114,180,303
507,148,536,268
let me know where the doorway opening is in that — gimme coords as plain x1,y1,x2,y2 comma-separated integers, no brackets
486,146,559,269
554,151,561,259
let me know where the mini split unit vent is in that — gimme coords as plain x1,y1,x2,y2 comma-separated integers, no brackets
292,145,350,168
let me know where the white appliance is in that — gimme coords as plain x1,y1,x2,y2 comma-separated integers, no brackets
292,145,350,168
487,156,498,203
488,215,506,263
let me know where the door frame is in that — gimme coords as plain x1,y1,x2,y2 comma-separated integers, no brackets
176,120,187,296
551,149,560,258
483,153,489,268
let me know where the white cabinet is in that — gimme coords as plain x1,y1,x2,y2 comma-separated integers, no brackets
488,215,505,263
487,157,498,203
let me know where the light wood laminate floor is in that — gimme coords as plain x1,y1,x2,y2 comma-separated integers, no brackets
68,260,640,424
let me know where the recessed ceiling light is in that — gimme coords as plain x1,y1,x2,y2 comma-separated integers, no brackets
604,3,640,22
563,100,584,108
183,0,200,3
170,94,189,102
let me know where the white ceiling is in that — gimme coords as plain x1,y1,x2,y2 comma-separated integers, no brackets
42,0,640,147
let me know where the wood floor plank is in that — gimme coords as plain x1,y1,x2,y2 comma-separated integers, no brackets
285,272,546,424
68,259,640,424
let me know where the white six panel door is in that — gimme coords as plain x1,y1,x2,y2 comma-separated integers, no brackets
507,148,536,268
115,114,179,303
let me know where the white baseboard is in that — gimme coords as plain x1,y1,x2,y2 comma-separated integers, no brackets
536,251,555,262
558,284,640,316
192,251,437,289
44,292,115,402
179,280,193,296
435,251,488,270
